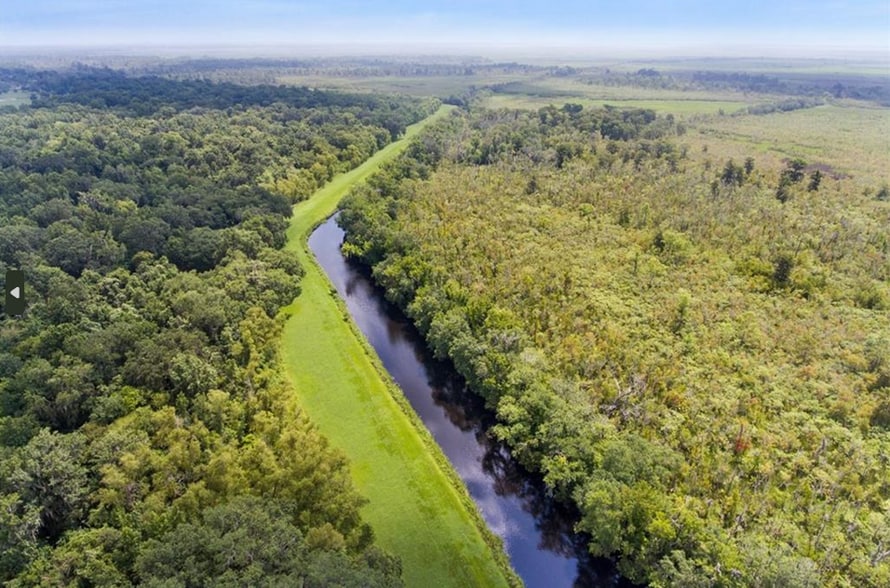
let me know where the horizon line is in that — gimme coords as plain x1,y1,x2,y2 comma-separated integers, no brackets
1,42,888,63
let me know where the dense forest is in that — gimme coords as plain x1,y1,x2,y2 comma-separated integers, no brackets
0,69,434,585
339,105,890,586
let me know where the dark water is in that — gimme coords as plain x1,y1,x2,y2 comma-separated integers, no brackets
310,216,628,588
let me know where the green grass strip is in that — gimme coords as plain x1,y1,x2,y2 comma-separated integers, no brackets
280,106,521,588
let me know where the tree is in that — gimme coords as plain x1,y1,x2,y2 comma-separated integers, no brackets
136,496,403,588
12,527,133,587
3,429,89,543
117,214,171,256
808,170,823,192
165,227,227,272
169,352,219,398
781,158,807,184
0,225,44,266
772,254,794,288
776,181,791,203
42,225,124,277
0,492,41,580
721,159,745,187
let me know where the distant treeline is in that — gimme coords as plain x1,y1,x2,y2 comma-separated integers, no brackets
742,96,824,115
0,67,434,138
157,59,543,77
128,58,548,87
693,70,890,104
579,68,890,106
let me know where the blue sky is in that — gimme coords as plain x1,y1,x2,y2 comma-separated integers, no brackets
2,1,888,54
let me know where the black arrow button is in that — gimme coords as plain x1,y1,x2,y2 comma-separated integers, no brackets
5,270,25,316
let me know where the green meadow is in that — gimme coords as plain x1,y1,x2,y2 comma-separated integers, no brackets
692,103,890,185
279,106,518,588
277,73,531,97
0,91,29,107
482,93,750,115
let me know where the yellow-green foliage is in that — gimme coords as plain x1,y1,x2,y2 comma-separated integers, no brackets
340,105,890,586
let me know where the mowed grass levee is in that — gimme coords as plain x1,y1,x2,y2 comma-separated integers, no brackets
280,106,516,587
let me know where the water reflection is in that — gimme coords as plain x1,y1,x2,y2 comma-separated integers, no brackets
310,216,630,588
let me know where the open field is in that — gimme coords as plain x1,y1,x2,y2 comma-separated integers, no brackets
279,106,516,588
507,77,758,101
482,93,750,115
565,56,890,76
692,103,890,185
480,78,758,115
478,74,889,184
275,58,889,115
0,90,29,107
277,73,531,96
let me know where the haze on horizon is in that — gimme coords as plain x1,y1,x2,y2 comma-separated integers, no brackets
2,0,889,59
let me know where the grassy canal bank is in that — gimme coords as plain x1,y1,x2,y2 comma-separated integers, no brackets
279,106,519,587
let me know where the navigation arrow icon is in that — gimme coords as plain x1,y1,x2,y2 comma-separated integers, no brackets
5,270,25,316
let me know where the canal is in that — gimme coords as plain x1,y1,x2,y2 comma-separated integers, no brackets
310,216,627,588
